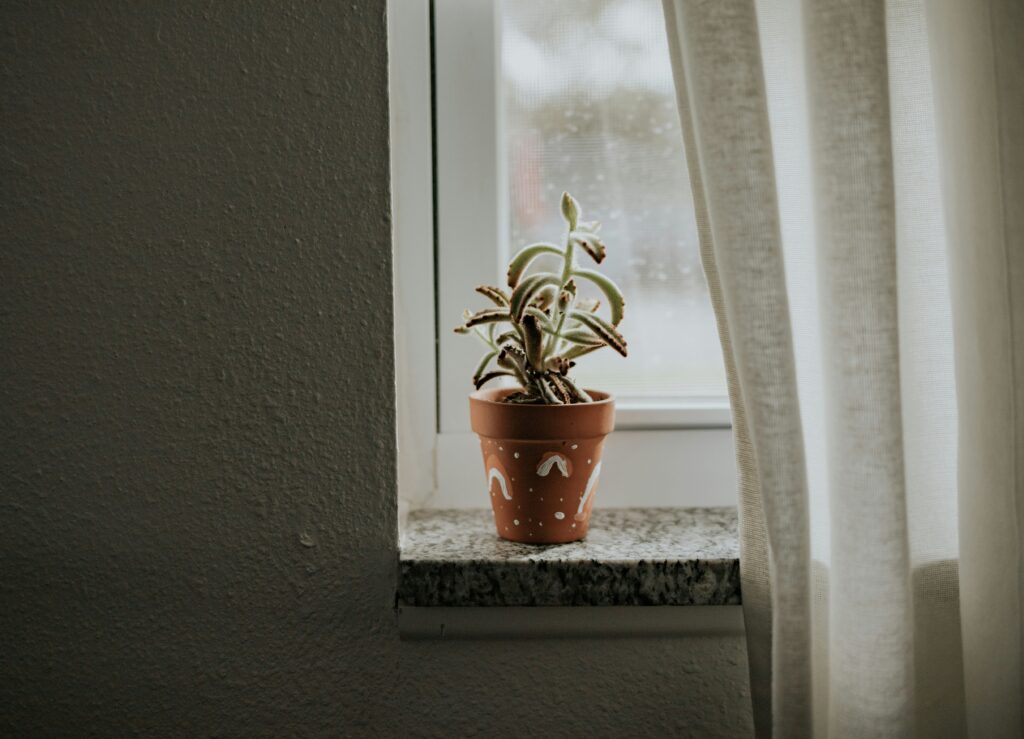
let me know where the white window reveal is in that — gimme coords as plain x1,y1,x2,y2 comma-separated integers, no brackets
397,0,738,510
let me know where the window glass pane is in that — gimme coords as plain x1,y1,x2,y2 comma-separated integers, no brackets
502,0,727,400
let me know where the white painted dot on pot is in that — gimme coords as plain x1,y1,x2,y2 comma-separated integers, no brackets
513,519,519,526
571,444,578,450
499,446,504,451
514,452,520,459
554,512,565,520
571,523,576,528
529,488,533,492
587,459,592,464
539,522,543,527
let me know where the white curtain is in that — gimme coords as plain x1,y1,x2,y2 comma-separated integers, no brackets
662,0,1023,736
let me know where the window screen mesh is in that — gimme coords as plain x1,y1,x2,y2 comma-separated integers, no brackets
502,0,727,399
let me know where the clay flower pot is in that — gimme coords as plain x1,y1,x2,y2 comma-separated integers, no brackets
469,387,615,544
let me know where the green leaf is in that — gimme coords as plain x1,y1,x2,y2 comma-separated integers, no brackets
562,342,604,361
559,328,603,346
475,370,512,390
531,285,557,310
557,278,576,310
495,330,521,347
570,310,627,356
572,269,625,325
463,307,511,328
522,314,545,371
510,273,560,322
475,285,510,307
538,376,565,404
569,231,606,264
500,343,527,364
524,306,554,331
472,350,497,383
559,374,592,402
506,243,562,288
497,347,529,387
545,374,573,404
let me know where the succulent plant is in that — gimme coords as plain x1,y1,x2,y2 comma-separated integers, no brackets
454,192,627,404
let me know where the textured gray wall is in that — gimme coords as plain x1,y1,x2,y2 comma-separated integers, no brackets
0,2,751,736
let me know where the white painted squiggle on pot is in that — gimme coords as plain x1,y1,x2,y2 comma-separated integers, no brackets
536,453,570,478
576,461,602,516
488,467,512,500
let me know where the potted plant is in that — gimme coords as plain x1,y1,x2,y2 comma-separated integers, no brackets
454,192,628,543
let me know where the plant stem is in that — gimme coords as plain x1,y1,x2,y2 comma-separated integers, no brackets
543,232,575,360
474,327,497,351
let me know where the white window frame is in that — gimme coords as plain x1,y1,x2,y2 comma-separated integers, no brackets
391,0,737,513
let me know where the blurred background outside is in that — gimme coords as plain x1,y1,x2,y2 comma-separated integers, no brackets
502,0,727,400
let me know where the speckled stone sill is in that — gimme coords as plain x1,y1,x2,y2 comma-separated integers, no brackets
398,507,741,607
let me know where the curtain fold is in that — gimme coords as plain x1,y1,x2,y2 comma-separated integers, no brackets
661,1,811,735
926,2,1024,735
662,0,1023,736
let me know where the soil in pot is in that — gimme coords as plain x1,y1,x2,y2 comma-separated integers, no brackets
469,387,615,544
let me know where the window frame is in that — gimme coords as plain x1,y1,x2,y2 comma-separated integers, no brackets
391,0,737,511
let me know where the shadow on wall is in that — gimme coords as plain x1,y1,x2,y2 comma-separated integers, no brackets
0,0,754,735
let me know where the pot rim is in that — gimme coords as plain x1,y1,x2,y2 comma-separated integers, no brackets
469,386,616,439
469,386,615,407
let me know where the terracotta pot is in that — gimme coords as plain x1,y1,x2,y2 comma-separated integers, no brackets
469,387,615,544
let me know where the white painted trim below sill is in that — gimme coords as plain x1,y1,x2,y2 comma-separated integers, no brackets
397,605,745,640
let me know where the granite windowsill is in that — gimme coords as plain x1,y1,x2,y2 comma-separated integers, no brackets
398,507,741,607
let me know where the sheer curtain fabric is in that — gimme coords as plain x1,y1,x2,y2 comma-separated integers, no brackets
661,0,1023,736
